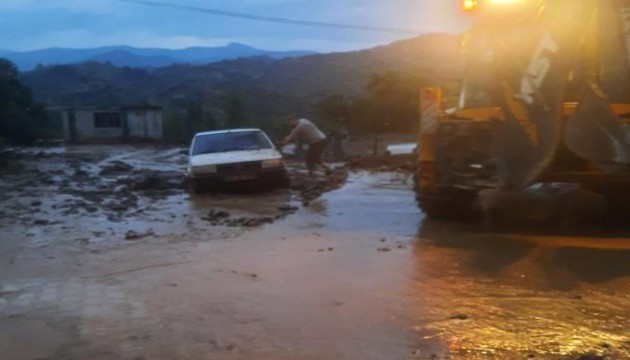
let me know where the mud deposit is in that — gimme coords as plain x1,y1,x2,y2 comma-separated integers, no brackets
0,146,628,360
0,146,347,248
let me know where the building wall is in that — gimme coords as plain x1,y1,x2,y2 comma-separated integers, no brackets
62,108,163,142
147,110,164,139
63,109,124,141
126,110,163,139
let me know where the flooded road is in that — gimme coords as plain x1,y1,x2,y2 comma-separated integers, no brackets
1,151,629,359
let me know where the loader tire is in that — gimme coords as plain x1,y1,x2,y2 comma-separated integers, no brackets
413,169,477,220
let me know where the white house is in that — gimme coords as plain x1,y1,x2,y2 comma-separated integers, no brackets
61,106,163,142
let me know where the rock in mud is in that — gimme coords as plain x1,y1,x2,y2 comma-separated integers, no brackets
129,172,185,192
449,313,470,320
226,217,274,227
32,219,52,226
108,195,138,212
99,161,133,176
124,230,154,241
206,209,230,220
295,167,348,204
278,205,299,212
575,354,606,360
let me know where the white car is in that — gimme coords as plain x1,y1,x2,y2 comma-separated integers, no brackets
187,129,289,192
384,142,418,156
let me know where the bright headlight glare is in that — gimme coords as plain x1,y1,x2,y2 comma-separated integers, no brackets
488,0,521,3
262,159,283,168
464,0,523,11
463,0,478,10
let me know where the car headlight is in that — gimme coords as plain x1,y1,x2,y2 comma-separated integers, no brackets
262,159,284,169
192,165,218,175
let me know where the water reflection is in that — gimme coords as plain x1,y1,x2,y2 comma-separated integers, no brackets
410,218,630,358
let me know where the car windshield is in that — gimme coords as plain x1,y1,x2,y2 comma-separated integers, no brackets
192,130,273,155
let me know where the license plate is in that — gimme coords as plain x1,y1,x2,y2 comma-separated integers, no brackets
224,174,258,182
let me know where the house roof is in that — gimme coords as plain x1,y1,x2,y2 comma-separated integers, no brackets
49,106,163,112
120,105,163,111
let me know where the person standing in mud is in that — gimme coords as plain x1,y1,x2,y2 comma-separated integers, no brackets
281,115,332,176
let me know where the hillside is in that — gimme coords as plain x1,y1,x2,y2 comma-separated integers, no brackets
19,34,463,121
4,43,316,71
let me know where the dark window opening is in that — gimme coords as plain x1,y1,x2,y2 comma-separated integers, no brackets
94,112,122,128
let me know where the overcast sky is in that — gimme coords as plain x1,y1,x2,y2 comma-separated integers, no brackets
0,0,470,52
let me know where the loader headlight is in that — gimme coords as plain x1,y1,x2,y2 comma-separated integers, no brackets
262,159,284,169
463,0,524,11
463,0,479,11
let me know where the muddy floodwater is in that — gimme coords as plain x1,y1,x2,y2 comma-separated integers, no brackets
0,146,629,360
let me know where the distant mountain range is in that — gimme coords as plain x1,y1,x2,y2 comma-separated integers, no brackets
21,34,463,123
3,43,317,70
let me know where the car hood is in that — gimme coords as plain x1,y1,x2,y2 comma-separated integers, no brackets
190,149,282,166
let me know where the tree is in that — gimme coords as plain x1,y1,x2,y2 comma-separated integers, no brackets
223,90,248,129
0,59,50,144
312,94,352,134
162,109,186,143
170,98,221,142
365,70,426,133
185,99,203,138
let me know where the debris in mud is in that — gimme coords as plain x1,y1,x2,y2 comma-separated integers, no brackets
99,161,133,176
278,205,299,212
73,169,90,179
377,247,391,252
227,217,274,227
129,172,184,192
0,156,26,175
575,354,606,360
1,148,350,234
32,219,59,226
203,209,230,222
202,212,274,228
124,230,154,241
346,154,415,172
449,313,470,321
107,194,139,212
292,167,348,205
